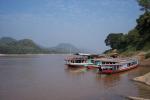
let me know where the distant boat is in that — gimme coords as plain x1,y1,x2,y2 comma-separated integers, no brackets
94,58,139,74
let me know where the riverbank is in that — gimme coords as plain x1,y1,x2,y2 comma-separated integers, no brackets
133,72,150,86
0,54,51,56
133,58,150,86
0,54,69,56
128,59,150,100
127,96,150,100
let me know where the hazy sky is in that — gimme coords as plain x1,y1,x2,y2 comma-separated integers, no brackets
0,0,142,53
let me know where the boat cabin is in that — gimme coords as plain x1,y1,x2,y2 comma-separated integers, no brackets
65,53,104,64
97,59,139,74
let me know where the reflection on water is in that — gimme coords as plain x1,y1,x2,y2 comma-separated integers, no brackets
96,74,121,89
65,67,87,73
0,55,150,100
65,63,150,99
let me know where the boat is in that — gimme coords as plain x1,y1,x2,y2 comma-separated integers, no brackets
65,53,103,68
93,58,139,74
65,53,139,74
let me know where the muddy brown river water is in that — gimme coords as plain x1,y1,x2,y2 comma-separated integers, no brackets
0,54,150,100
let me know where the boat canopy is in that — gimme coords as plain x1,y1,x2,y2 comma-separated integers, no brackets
75,53,92,56
75,53,105,58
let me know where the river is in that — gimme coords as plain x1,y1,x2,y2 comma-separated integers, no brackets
0,54,150,100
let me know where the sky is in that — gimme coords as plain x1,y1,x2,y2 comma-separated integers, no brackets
0,0,142,53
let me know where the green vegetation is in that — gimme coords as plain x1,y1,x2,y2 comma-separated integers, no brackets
49,43,81,54
137,0,150,12
104,0,150,54
0,37,82,54
0,37,50,54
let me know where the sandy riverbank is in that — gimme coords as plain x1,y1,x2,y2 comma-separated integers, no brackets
127,96,150,100
129,59,150,100
139,58,150,66
133,58,150,86
133,72,150,86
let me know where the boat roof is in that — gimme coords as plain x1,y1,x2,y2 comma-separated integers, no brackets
94,58,138,63
94,58,120,62
74,53,105,57
75,53,91,56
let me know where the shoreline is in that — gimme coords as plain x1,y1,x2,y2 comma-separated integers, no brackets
0,54,70,56
133,58,150,86
127,96,150,100
132,58,150,86
130,59,150,100
133,72,150,86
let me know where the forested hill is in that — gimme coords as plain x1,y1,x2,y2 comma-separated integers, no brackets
49,43,81,54
0,37,50,54
0,37,83,54
104,0,150,53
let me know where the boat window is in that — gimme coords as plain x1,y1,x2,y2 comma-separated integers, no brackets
91,60,94,63
88,56,93,59
78,60,81,63
95,61,100,65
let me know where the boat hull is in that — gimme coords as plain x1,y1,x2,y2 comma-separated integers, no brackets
100,64,138,74
87,65,99,69
66,63,87,68
66,64,84,68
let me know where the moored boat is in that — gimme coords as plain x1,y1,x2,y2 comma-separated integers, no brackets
65,53,139,74
65,53,103,68
94,58,139,74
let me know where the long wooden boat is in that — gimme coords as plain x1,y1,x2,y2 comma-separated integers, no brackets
93,58,139,74
65,53,104,68
65,53,139,74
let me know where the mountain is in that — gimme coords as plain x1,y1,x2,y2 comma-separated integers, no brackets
0,37,50,54
0,37,16,44
49,43,81,54
0,37,84,54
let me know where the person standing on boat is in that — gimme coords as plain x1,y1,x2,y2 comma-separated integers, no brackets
98,66,102,72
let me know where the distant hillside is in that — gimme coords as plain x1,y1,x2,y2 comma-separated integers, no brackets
49,43,81,54
0,37,84,54
0,37,50,54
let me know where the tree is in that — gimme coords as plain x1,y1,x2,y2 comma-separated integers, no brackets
105,33,126,50
127,29,140,44
137,0,150,12
104,0,150,53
